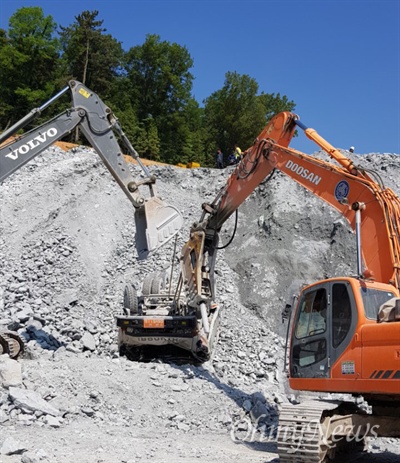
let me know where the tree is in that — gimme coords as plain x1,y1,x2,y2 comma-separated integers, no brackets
58,10,124,142
203,71,295,157
134,116,161,161
260,92,296,122
126,34,193,118
59,10,123,96
125,34,199,162
0,29,7,48
0,7,60,129
179,98,206,166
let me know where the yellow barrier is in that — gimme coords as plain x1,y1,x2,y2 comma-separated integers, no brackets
176,162,200,168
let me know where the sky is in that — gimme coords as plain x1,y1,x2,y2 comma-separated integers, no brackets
0,0,399,155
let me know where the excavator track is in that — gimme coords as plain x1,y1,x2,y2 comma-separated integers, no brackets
0,331,25,359
277,400,340,463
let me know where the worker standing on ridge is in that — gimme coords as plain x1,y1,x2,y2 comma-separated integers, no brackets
216,149,224,169
234,144,242,162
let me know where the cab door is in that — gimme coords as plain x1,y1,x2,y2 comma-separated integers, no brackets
290,284,330,378
290,280,357,379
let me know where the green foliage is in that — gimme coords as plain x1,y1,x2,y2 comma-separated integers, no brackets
204,71,295,158
124,34,205,163
0,29,7,48
133,117,161,161
0,6,296,168
260,92,296,121
125,34,193,118
59,10,123,96
0,7,60,129
182,98,206,165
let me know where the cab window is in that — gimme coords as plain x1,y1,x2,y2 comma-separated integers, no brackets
292,338,327,368
295,288,327,339
332,283,352,348
360,287,395,320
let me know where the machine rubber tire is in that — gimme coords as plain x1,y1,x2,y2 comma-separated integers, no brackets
0,331,25,359
151,271,167,294
142,273,155,296
123,284,138,315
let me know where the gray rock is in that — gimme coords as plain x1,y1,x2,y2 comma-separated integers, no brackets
81,331,96,351
250,400,270,422
21,452,40,463
81,406,95,417
0,409,9,424
0,288,4,311
1,436,26,455
0,355,22,388
45,414,63,427
242,399,252,412
9,387,60,417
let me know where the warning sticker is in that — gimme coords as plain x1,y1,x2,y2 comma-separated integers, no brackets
341,361,355,375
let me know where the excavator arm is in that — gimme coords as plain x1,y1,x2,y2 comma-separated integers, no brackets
0,80,183,258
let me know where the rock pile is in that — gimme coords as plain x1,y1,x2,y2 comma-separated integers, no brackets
0,146,400,462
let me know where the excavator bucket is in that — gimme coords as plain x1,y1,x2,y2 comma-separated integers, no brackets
134,197,183,259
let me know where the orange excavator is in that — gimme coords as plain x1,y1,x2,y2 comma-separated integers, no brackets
199,112,400,461
118,111,400,461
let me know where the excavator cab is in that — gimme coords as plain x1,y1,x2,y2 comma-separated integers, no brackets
280,278,400,462
288,277,400,394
